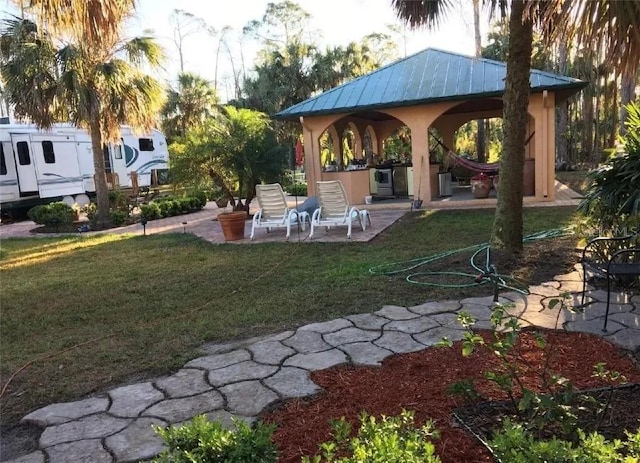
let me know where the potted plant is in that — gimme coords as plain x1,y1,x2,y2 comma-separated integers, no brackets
471,173,492,199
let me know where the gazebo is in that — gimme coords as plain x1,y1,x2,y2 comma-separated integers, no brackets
273,48,586,205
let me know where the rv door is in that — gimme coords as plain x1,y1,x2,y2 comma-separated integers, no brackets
29,134,85,198
0,141,20,202
11,133,38,195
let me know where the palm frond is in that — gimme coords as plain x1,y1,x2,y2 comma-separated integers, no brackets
390,0,456,28
117,36,165,67
533,0,640,75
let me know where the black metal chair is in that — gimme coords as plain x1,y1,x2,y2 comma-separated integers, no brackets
580,231,640,331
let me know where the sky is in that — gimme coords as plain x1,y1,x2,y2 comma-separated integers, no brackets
2,0,492,102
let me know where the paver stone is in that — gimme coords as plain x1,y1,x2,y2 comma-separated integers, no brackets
374,331,425,354
604,328,640,352
408,300,460,316
299,318,352,333
142,390,224,424
324,327,379,346
413,327,465,346
208,361,278,387
1,451,45,463
282,330,331,353
46,439,112,463
22,397,109,426
184,350,250,370
385,316,440,334
108,382,164,417
220,381,279,416
105,417,166,462
345,313,388,330
283,349,348,371
155,369,211,398
248,340,295,365
375,305,420,320
339,342,393,366
263,367,322,398
40,414,130,447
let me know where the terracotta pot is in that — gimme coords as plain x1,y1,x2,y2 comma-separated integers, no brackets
217,211,246,241
471,179,491,199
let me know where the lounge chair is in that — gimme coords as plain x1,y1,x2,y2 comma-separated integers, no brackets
250,183,309,240
310,180,370,239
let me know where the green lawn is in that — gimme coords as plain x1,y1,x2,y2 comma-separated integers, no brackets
0,207,577,426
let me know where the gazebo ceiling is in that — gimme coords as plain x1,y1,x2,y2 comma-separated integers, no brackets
274,48,587,121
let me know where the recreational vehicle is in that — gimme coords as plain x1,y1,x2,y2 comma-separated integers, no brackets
0,123,169,211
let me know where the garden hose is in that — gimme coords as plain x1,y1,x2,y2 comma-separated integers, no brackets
369,227,573,295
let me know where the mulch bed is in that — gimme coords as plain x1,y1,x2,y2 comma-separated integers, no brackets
263,330,640,463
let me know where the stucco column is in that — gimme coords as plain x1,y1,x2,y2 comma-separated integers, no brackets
301,122,321,197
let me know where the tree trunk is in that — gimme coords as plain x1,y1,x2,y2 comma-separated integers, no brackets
620,66,638,135
491,0,532,254
556,40,568,167
89,118,110,229
473,0,486,163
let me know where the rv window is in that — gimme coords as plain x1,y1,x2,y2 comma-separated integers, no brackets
0,145,6,175
42,141,56,163
17,141,30,165
139,138,154,151
114,144,122,159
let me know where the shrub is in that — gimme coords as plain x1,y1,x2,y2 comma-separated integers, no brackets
490,420,640,463
303,410,441,463
27,202,75,230
156,200,173,217
139,203,161,221
286,182,308,196
109,210,129,227
578,102,640,235
151,415,277,463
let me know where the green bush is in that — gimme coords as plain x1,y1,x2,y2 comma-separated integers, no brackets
578,102,640,235
303,410,441,463
27,202,75,230
109,210,129,227
286,182,308,196
139,203,161,221
490,420,640,463
151,415,277,463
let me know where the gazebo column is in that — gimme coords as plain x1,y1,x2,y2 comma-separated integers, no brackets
300,115,343,197
333,121,348,168
529,92,556,202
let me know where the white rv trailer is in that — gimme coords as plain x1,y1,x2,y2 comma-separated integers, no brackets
0,123,169,209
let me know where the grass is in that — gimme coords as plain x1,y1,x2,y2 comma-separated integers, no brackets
0,206,577,427
556,170,590,195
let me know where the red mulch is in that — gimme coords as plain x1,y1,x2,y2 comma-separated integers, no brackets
263,330,640,463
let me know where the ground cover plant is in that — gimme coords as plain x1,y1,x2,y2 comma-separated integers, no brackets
0,207,577,446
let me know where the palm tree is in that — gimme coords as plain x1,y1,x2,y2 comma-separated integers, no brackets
162,73,218,141
1,7,164,229
391,0,640,253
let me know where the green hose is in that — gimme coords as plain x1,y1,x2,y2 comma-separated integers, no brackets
370,227,572,294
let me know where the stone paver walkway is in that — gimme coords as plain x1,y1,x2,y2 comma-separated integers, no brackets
5,268,639,463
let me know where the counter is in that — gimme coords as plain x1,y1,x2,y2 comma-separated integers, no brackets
321,169,370,205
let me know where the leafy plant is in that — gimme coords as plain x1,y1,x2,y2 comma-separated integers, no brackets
151,415,277,463
169,106,288,213
109,210,129,227
139,202,161,221
27,202,75,231
442,295,625,440
285,182,308,196
490,420,640,463
578,102,640,235
302,410,441,463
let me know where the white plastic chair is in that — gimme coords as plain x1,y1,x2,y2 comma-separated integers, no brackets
250,183,309,240
310,180,370,239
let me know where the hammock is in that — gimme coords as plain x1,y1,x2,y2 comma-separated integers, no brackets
431,135,499,174
445,151,500,174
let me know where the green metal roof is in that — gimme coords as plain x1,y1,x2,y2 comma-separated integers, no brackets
274,48,587,120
